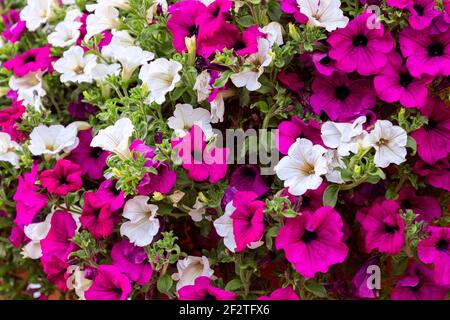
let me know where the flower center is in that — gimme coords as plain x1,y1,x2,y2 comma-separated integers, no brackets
383,224,399,234
242,166,256,178
90,147,103,159
301,230,318,244
319,56,331,65
203,293,217,300
426,119,437,130
377,138,388,146
24,55,36,64
427,42,444,57
352,34,368,47
73,65,84,74
413,4,424,16
399,73,414,88
233,40,246,51
436,239,448,251
334,86,350,101
188,25,199,37
59,176,69,185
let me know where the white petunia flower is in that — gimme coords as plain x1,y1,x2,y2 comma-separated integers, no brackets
20,0,54,31
110,46,155,81
324,149,346,184
48,10,83,48
120,196,160,247
274,138,328,196
321,116,366,156
22,213,53,259
230,38,272,91
91,62,121,81
172,256,214,290
90,117,134,159
0,133,21,167
213,201,237,252
66,266,92,300
193,70,212,103
9,72,46,110
146,0,168,23
362,120,407,168
139,58,182,105
168,104,213,138
187,197,207,222
85,4,120,40
101,30,135,59
53,46,98,83
86,0,130,11
297,0,349,32
28,123,79,156
261,22,284,47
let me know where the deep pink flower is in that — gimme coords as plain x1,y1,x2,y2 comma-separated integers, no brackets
275,207,348,278
357,200,405,255
0,100,26,142
137,162,177,195
413,158,450,191
397,186,441,222
111,239,153,285
95,179,125,211
328,12,394,75
229,165,268,197
41,211,78,264
69,129,109,180
374,51,432,109
411,98,450,165
80,192,115,239
167,0,206,54
391,263,449,300
40,159,83,196
42,256,70,291
279,0,308,23
196,0,232,36
3,46,52,77
294,182,327,213
352,257,380,299
403,0,439,30
68,100,98,120
178,276,237,300
277,70,304,96
417,226,450,286
310,72,376,121
130,139,155,164
257,286,300,300
230,191,265,252
399,26,450,77
1,9,26,43
276,116,322,155
312,51,338,76
84,265,132,300
387,0,411,8
172,125,228,184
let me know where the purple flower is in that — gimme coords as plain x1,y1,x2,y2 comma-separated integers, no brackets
229,165,268,197
417,226,450,286
279,0,308,24
40,159,83,196
96,179,125,211
405,0,439,30
111,239,153,285
3,46,52,77
397,186,441,222
1,9,26,43
85,265,132,300
68,100,98,121
310,72,376,121
275,206,348,278
391,263,449,300
413,158,450,192
80,192,115,239
137,162,177,195
352,257,380,299
312,51,338,76
195,0,232,36
276,116,322,155
399,25,450,77
328,12,394,75
374,51,433,109
411,98,450,165
178,276,237,300
257,286,300,300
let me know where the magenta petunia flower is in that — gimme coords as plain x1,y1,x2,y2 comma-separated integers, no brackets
411,98,450,165
277,70,305,96
111,239,153,285
328,12,394,75
172,125,228,184
42,256,70,291
276,116,322,155
230,191,265,252
69,129,109,180
312,51,338,76
257,286,300,300
85,265,132,300
196,0,232,36
357,200,405,255
3,46,52,77
80,192,115,239
67,100,98,121
374,51,433,109
391,262,449,300
417,226,450,286
229,165,268,197
310,72,376,121
41,210,78,263
40,159,83,196
294,182,327,213
137,162,177,195
167,0,206,54
178,276,237,300
0,100,25,142
397,186,441,222
399,25,450,77
405,0,439,30
413,158,450,192
279,0,308,23
275,206,348,278
352,257,380,299
1,9,26,43
96,179,125,211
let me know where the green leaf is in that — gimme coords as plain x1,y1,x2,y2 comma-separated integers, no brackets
213,70,232,88
282,209,298,218
406,136,417,156
323,184,340,207
237,15,255,28
224,279,243,291
157,274,173,293
304,279,327,298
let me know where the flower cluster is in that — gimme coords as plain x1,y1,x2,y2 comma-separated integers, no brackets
0,0,448,300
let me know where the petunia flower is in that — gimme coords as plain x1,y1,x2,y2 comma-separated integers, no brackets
351,257,380,299
66,266,93,300
167,103,213,138
84,265,132,300
413,158,450,192
178,276,236,300
28,123,79,156
276,116,322,155
96,179,125,211
22,213,53,259
80,192,116,239
109,45,155,81
397,186,442,222
279,0,308,23
275,206,349,278
0,132,21,167
213,200,237,252
274,138,328,196
297,0,349,32
172,256,214,290
229,165,269,197
84,3,120,40
257,287,300,300
1,9,26,43
20,0,54,31
40,159,83,196
260,22,284,47
47,9,83,47
53,46,98,84
8,72,46,110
